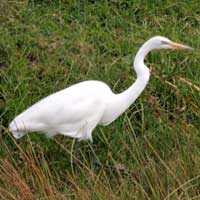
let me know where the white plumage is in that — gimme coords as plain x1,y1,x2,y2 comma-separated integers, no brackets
9,36,191,141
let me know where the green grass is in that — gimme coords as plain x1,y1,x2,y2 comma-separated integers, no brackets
1,0,200,199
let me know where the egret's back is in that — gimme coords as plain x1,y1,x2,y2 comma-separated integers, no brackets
9,80,114,140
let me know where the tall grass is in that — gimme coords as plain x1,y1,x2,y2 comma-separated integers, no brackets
0,0,200,199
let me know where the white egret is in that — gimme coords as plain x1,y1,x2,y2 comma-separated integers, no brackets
9,36,191,164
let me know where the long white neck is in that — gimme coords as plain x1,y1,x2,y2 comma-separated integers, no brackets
102,40,153,125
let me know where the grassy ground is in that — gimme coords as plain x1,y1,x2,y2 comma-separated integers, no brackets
0,0,200,199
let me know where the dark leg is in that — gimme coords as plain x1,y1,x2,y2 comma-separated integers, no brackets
73,140,140,177
87,142,123,171
72,139,80,174
72,140,138,176
88,141,116,170
87,141,130,173
88,141,102,168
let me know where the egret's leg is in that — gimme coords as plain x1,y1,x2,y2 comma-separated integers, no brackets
87,141,139,176
72,139,80,173
88,141,114,169
88,141,101,168
88,142,123,171
86,141,143,177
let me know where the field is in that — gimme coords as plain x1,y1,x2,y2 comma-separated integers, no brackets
0,0,200,199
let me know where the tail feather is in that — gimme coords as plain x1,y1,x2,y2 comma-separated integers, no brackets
9,119,27,139
9,119,23,132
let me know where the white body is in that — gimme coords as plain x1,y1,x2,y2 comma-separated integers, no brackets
9,77,149,141
9,36,190,141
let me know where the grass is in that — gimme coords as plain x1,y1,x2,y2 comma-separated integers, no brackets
0,0,200,199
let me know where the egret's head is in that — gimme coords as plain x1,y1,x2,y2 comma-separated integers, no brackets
147,36,193,50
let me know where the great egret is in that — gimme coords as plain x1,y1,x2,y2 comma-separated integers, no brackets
9,36,191,163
